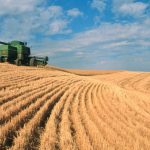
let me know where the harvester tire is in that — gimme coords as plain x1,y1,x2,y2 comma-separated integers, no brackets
30,58,37,66
0,57,2,62
15,59,22,66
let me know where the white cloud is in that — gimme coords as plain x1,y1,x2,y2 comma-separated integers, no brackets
102,41,129,49
0,18,33,41
91,0,106,13
0,0,43,15
67,8,83,17
112,0,149,17
39,6,63,20
29,14,150,70
34,18,150,55
0,1,80,40
47,20,72,35
119,2,148,17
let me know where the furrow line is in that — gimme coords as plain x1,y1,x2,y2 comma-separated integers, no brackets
39,79,81,150
0,80,62,125
59,81,84,150
0,78,78,149
0,78,57,110
71,81,94,150
9,80,79,150
0,77,60,105
85,82,115,149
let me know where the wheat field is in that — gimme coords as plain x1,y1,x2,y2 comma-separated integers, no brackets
0,63,150,150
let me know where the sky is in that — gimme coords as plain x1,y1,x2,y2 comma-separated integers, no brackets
0,0,150,71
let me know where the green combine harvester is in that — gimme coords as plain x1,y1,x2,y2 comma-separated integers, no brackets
0,40,48,66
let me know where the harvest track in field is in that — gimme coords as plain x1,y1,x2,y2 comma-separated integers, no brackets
0,64,150,150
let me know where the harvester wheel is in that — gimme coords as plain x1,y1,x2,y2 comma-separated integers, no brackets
30,58,37,66
0,57,2,62
15,59,22,66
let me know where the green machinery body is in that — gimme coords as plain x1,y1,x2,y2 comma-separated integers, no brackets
0,40,48,66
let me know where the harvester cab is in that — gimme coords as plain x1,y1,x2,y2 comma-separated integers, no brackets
10,41,31,66
0,40,48,66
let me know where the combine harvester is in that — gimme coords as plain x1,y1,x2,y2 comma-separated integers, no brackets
0,40,48,66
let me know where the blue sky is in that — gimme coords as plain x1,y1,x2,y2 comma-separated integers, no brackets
0,0,150,71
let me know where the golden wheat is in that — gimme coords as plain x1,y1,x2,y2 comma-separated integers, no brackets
0,63,150,150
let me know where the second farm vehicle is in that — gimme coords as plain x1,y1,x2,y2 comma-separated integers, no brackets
0,40,48,66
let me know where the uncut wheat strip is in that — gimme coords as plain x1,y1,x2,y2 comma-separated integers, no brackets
0,78,77,148
70,81,94,150
0,80,63,125
59,81,84,150
39,78,80,150
11,78,81,150
97,84,150,149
